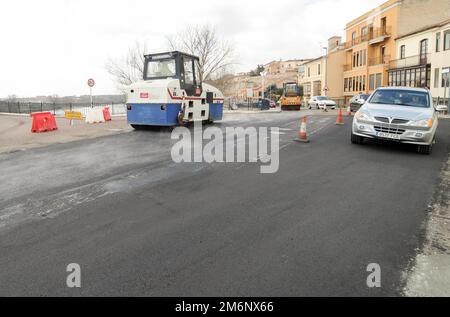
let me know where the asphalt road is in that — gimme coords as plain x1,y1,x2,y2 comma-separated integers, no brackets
0,112,449,296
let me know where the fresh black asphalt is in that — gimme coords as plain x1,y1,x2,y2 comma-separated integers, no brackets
0,113,449,296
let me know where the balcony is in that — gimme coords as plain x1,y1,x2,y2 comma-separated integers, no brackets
344,26,392,50
389,54,430,70
369,55,391,67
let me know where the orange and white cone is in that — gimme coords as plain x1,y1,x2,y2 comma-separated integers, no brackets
336,108,344,125
295,116,310,143
347,105,352,116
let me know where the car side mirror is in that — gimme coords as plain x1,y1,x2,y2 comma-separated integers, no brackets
357,99,365,105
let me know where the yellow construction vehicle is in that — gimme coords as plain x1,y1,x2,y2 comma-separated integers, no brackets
280,82,303,111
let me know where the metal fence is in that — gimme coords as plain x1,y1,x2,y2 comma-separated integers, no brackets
0,101,126,117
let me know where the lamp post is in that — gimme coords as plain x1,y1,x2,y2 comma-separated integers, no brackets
261,71,267,99
322,47,328,97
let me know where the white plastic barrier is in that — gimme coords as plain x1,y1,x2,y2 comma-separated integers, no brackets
85,108,105,124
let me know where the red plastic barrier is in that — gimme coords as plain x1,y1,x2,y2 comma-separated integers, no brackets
30,112,58,133
103,107,111,121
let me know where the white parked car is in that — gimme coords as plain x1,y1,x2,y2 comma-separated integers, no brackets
308,96,337,110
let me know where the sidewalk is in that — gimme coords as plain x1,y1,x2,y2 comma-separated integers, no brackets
404,155,450,296
0,114,132,154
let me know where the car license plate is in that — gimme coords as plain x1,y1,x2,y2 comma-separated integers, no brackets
377,132,400,140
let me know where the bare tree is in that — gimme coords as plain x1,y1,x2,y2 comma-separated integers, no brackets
105,25,234,90
167,24,234,81
7,94,18,102
105,42,148,91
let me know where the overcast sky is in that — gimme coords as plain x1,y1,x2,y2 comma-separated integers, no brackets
0,0,386,98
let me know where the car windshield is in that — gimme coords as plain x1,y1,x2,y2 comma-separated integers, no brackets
317,96,329,101
369,89,430,108
146,58,177,79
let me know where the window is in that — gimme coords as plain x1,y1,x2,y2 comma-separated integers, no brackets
194,60,201,84
362,75,366,91
307,67,310,77
375,73,382,89
420,39,428,62
400,45,406,59
381,17,387,33
352,31,357,44
369,74,375,90
436,32,441,52
318,64,321,75
369,89,430,108
183,58,194,85
442,70,450,88
444,30,450,50
400,70,405,86
145,58,177,79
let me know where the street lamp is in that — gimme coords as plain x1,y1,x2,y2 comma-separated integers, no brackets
322,47,328,97
261,71,268,99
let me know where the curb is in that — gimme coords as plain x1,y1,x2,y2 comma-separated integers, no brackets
0,112,30,117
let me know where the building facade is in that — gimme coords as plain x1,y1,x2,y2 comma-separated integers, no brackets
342,0,400,102
298,57,326,101
299,36,346,103
389,19,450,101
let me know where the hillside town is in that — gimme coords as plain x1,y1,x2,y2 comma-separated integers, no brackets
220,0,449,109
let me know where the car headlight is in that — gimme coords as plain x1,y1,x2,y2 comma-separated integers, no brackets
408,119,434,128
355,111,372,121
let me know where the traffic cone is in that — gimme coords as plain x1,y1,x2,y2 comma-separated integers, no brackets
336,108,344,125
295,116,310,143
347,105,352,116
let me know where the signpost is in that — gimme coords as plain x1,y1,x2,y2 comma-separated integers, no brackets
87,78,95,108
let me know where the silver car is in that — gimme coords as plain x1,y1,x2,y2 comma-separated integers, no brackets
351,87,438,154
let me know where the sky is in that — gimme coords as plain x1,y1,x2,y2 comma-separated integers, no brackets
0,0,387,98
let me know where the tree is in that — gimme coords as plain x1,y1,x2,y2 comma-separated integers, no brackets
7,94,18,102
167,24,234,81
105,42,148,91
249,65,265,77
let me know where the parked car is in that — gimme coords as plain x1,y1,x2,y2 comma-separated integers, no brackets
436,104,448,114
349,94,370,112
257,98,271,110
351,87,438,154
308,96,336,110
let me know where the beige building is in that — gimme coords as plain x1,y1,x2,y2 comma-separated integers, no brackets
299,36,346,102
389,18,450,101
298,57,326,101
264,59,311,75
341,0,450,102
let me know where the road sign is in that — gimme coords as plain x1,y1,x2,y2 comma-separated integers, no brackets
64,111,84,120
87,78,95,87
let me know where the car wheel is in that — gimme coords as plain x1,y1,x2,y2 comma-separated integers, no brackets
351,132,364,145
417,143,433,155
